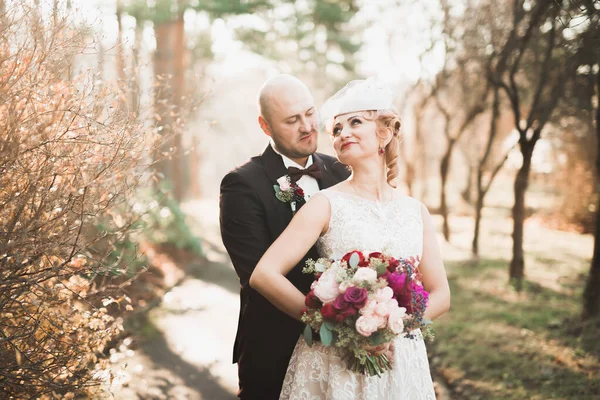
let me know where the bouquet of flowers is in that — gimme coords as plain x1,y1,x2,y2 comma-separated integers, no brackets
301,250,432,376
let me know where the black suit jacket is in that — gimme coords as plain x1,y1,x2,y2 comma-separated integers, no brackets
219,144,350,399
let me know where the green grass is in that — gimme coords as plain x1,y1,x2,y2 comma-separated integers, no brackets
430,256,600,400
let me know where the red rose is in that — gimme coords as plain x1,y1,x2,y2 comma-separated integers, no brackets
368,252,384,260
341,250,369,267
335,306,358,322
295,186,305,197
387,257,400,272
320,303,337,321
305,290,322,309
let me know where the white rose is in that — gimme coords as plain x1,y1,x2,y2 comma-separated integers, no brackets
352,267,377,284
387,307,407,334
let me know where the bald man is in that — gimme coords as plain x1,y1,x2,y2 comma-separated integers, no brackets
219,75,350,399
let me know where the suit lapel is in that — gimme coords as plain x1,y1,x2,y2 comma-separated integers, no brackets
261,144,289,188
260,144,294,231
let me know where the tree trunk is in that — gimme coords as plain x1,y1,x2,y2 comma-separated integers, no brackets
461,164,474,205
153,20,175,187
440,140,455,242
473,86,501,257
131,20,142,117
472,174,484,257
583,52,600,320
414,104,428,201
171,11,186,202
116,0,127,110
405,161,415,197
509,140,534,290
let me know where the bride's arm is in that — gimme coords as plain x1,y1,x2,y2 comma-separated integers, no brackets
249,193,331,321
419,203,451,320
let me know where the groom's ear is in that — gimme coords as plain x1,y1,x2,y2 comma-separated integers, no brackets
258,116,272,137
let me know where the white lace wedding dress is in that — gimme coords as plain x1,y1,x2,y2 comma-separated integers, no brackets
279,189,436,400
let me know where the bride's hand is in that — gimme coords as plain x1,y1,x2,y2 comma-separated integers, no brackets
362,341,393,358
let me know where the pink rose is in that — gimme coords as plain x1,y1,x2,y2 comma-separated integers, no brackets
375,298,399,318
374,287,394,303
387,307,407,334
355,315,380,337
338,281,351,293
313,268,341,304
360,298,377,316
277,176,291,191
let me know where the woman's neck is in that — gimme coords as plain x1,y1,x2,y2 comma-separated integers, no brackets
348,161,392,202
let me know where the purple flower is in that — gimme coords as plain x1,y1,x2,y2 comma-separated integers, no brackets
396,280,430,314
343,287,368,308
333,294,351,311
386,271,408,295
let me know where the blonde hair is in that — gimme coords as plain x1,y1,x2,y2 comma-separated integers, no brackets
362,110,402,188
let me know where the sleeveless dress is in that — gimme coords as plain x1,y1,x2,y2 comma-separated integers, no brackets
279,189,436,400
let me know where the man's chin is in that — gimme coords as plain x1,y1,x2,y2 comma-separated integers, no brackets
299,137,318,153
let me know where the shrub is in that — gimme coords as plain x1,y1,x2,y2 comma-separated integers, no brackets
0,4,157,398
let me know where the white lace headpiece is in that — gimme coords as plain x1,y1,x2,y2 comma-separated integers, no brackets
320,77,397,131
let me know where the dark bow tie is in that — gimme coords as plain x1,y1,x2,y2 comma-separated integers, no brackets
287,163,322,184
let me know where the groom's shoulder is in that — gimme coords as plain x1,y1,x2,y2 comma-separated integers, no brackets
221,155,264,184
315,152,349,177
315,151,336,162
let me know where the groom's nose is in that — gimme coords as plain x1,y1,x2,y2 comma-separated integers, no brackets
299,116,313,133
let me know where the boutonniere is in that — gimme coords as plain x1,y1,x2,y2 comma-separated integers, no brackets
274,175,305,215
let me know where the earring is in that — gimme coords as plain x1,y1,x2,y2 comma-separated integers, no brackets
378,146,384,155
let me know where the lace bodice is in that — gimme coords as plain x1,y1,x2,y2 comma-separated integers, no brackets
317,189,423,261
280,189,436,400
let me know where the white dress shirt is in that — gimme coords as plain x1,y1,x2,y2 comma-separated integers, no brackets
271,143,320,201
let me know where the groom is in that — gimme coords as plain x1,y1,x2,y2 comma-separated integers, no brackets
219,74,350,399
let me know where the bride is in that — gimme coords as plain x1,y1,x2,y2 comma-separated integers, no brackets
249,78,451,399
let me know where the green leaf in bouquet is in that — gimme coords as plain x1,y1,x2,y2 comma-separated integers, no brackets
323,320,335,330
349,252,360,268
303,324,313,347
369,331,386,346
422,319,433,325
320,324,333,346
273,185,281,194
375,262,387,276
